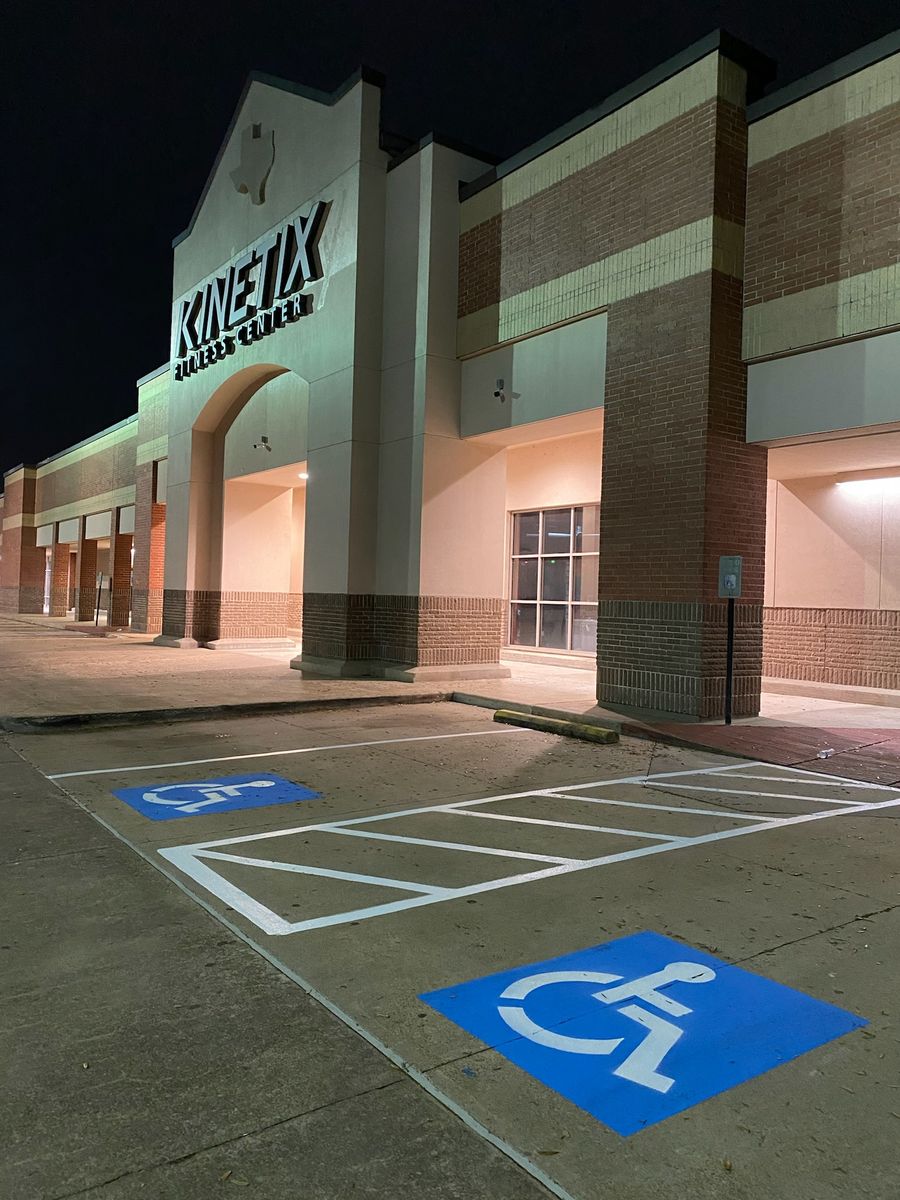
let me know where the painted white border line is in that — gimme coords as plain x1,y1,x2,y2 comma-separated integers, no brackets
45,775,579,1200
158,763,900,936
47,727,529,780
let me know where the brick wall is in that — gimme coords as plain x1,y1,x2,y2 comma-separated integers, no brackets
131,461,166,633
0,471,43,614
745,101,900,310
459,96,735,319
162,590,302,642
302,594,505,668
763,608,900,689
34,427,137,515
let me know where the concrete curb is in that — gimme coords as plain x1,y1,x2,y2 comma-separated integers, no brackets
452,692,623,733
0,691,452,734
453,690,744,760
493,709,620,744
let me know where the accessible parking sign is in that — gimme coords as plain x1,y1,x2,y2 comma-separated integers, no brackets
113,773,320,820
421,932,865,1135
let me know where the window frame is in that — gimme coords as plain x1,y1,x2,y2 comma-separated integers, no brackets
507,504,600,655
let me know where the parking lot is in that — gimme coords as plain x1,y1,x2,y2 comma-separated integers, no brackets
9,699,900,1199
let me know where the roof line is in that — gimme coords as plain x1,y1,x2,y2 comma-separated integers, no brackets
748,27,900,122
386,130,500,174
136,362,170,388
172,65,385,249
34,414,139,470
459,29,775,203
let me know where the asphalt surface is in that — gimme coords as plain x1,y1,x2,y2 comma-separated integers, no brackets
4,700,900,1199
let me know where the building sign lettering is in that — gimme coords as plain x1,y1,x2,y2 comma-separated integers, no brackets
173,200,328,381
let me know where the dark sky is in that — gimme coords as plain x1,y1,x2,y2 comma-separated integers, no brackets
3,0,897,477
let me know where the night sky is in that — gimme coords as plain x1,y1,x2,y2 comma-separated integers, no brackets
3,0,897,477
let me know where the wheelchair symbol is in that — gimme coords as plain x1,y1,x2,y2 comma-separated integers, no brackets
497,961,715,1093
141,780,277,814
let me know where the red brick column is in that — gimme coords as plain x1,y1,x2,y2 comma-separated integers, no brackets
76,533,98,622
131,461,166,633
49,539,70,616
0,468,43,614
596,94,767,719
67,552,77,610
108,519,133,628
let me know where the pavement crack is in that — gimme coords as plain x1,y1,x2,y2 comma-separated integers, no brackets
719,849,882,902
48,1077,407,1199
734,901,900,967
3,844,107,868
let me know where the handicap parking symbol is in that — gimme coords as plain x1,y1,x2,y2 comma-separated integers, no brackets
421,932,866,1135
112,773,320,821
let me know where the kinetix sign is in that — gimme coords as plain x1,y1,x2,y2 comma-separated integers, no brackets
173,200,328,381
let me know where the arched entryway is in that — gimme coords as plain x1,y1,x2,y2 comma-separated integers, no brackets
156,363,310,649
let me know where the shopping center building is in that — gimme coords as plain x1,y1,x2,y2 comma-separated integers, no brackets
2,29,898,718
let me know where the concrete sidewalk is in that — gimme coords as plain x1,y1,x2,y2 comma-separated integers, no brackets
0,735,550,1200
2,613,899,783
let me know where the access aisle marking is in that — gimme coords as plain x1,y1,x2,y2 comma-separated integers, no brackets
157,761,900,934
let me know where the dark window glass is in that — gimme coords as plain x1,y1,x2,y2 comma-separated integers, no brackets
573,556,599,604
574,505,601,554
510,603,537,646
542,509,571,554
572,604,598,652
514,512,540,556
539,605,568,649
541,556,569,602
511,557,538,601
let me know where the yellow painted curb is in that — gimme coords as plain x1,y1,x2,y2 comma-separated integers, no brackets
493,710,619,744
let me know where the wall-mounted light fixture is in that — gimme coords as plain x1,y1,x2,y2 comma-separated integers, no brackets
835,474,900,495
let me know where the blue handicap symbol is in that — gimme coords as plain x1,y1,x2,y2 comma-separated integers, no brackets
112,773,320,821
421,931,866,1135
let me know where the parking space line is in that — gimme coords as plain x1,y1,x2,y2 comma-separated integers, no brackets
45,727,529,780
199,849,449,895
643,783,867,806
720,773,888,791
155,762,900,937
446,808,685,842
323,826,578,865
543,792,768,821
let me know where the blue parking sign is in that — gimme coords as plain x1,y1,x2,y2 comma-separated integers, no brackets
112,773,320,820
421,932,865,1135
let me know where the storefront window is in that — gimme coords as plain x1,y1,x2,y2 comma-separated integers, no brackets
509,506,600,653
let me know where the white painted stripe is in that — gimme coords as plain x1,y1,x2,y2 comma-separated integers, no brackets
47,727,528,780
322,826,578,865
644,783,866,806
563,761,767,788
164,789,900,935
725,771,895,792
543,792,770,822
47,786,578,1200
197,849,448,895
439,808,685,843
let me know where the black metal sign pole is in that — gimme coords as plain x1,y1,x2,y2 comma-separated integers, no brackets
724,596,735,726
95,576,103,627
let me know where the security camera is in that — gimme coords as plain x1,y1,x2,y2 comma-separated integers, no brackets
252,435,272,451
493,378,507,402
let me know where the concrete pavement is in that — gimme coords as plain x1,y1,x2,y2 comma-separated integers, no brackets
3,615,900,787
7,700,900,1199
1,735,552,1200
